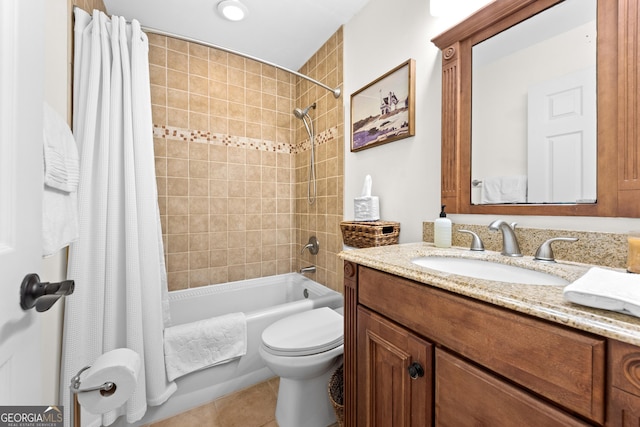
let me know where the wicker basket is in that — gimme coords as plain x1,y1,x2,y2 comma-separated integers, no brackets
340,221,400,248
328,364,344,427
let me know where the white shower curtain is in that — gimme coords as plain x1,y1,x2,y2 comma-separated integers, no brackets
60,8,176,426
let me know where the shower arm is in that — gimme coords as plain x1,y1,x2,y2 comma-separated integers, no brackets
140,25,342,99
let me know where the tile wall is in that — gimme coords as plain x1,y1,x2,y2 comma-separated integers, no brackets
295,28,345,293
149,29,344,292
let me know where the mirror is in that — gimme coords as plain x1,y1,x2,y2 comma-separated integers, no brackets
431,0,640,218
471,0,597,205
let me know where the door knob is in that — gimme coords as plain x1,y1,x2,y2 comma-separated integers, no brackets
408,361,424,379
20,273,74,312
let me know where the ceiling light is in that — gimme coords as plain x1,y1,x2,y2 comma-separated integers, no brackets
217,0,248,21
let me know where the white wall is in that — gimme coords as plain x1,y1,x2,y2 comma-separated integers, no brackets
344,0,640,241
344,0,440,243
41,0,69,404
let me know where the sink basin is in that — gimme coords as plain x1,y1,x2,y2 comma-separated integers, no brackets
411,256,569,286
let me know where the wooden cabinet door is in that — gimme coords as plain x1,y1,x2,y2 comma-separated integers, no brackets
435,349,592,427
357,306,433,427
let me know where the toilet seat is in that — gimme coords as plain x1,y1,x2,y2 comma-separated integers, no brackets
262,307,343,357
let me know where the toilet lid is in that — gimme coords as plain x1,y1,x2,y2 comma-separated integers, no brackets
262,307,343,356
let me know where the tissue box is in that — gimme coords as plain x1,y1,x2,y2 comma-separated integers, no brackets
354,196,380,221
340,221,400,248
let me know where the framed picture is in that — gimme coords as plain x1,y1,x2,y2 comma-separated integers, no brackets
350,59,416,152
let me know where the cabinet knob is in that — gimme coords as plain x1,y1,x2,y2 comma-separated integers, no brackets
408,361,424,379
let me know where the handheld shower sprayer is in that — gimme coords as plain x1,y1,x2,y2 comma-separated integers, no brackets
293,102,317,205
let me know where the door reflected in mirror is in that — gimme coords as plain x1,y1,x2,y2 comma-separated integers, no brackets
471,0,597,205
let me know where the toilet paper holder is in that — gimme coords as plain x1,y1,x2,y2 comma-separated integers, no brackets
69,366,117,427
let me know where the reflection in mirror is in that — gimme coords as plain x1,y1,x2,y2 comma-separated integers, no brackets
471,0,597,205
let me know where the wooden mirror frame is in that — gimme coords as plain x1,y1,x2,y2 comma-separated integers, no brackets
431,0,640,217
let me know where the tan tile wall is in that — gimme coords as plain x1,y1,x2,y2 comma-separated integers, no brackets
149,33,297,290
148,35,295,144
149,29,344,292
295,28,345,293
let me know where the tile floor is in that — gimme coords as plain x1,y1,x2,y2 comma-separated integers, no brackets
146,377,340,427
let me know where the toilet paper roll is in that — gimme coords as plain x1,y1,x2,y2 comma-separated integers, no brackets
77,348,141,415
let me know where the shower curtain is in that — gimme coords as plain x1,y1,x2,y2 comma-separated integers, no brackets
60,8,176,426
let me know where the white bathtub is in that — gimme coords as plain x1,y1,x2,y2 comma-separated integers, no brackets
132,273,343,425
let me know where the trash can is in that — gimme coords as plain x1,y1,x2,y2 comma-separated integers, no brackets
328,364,344,426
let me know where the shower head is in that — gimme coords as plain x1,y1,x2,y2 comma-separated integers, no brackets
293,102,316,119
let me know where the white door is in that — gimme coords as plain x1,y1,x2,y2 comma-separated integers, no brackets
527,66,597,203
0,0,46,404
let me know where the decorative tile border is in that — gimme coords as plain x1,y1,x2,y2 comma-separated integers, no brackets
153,124,338,155
293,126,339,154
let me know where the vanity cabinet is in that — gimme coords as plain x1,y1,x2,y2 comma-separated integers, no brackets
344,261,640,426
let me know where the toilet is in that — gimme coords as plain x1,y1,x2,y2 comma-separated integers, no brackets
259,307,344,427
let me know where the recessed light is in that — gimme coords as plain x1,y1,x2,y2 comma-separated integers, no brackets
217,0,248,22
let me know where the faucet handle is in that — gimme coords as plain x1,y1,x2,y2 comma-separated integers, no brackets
458,229,485,251
300,236,319,255
534,237,579,262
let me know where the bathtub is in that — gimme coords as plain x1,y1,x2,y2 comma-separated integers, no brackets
132,273,343,425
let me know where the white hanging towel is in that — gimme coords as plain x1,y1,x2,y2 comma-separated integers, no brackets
563,267,640,318
163,312,248,381
42,102,79,257
481,175,527,204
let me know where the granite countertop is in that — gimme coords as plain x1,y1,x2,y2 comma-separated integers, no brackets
338,242,640,347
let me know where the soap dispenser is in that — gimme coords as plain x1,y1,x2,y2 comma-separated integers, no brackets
434,205,452,248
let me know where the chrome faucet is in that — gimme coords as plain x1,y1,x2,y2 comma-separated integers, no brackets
488,220,522,257
299,265,316,274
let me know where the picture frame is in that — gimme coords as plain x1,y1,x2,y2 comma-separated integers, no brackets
350,59,416,152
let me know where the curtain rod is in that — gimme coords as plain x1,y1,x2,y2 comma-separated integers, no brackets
141,26,342,99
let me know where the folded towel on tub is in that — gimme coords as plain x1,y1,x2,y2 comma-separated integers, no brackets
164,312,247,381
563,267,640,318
